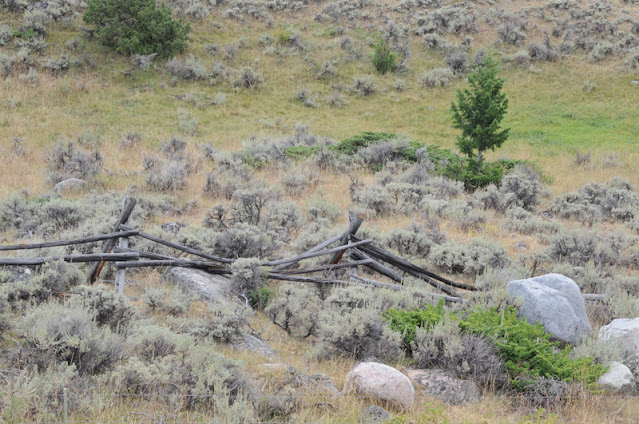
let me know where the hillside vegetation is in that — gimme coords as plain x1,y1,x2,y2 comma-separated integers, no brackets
1,0,639,423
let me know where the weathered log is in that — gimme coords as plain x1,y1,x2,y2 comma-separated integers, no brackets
351,248,404,282
349,275,404,291
272,231,345,272
0,230,139,252
115,259,232,272
88,197,137,283
112,247,178,261
0,252,139,266
328,212,363,265
356,244,458,297
280,260,373,275
267,273,355,286
353,237,477,291
120,224,233,264
115,198,132,294
263,239,373,267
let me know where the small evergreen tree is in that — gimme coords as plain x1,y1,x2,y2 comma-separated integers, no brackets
372,37,397,74
84,0,190,58
450,57,509,163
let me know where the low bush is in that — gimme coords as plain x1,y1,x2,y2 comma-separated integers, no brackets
73,285,137,330
4,260,84,304
352,75,376,96
46,141,103,184
214,223,281,259
233,66,263,89
430,239,509,277
419,67,455,87
166,55,207,80
266,284,322,338
21,302,123,375
145,159,186,193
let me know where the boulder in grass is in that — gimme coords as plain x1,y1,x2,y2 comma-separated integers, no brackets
598,362,636,395
599,318,639,374
343,362,414,409
54,178,85,194
163,267,233,306
506,273,591,344
407,369,481,406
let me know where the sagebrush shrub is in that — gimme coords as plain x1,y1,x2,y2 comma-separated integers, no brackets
352,75,376,96
145,159,187,193
214,223,281,259
21,302,123,375
233,66,263,89
4,260,84,304
230,258,264,295
46,141,103,184
73,285,137,330
166,55,207,80
430,239,509,277
266,284,322,338
420,67,454,87
84,0,190,58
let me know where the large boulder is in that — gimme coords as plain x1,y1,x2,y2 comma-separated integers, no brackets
407,369,481,406
343,362,414,409
599,318,639,373
163,267,234,306
598,362,637,395
54,178,85,194
506,273,591,344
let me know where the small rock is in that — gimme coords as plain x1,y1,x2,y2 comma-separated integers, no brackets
54,178,85,194
507,273,591,344
632,80,639,85
232,333,278,360
161,221,186,234
598,362,637,395
308,373,339,396
343,362,414,409
360,405,391,424
407,369,481,406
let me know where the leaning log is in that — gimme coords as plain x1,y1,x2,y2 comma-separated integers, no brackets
353,237,477,291
272,230,345,272
115,259,232,273
0,252,139,266
328,212,363,265
280,259,373,275
88,197,137,283
0,230,139,252
263,239,373,267
351,248,404,282
120,224,233,264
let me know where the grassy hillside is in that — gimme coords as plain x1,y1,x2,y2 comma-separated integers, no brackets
2,0,639,423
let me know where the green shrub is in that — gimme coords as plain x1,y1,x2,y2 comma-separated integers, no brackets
371,37,397,74
460,307,605,387
384,299,448,349
386,304,605,388
83,0,190,58
248,287,275,310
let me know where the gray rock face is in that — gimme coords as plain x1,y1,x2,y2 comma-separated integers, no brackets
506,273,591,344
598,362,637,395
360,405,391,424
232,333,278,360
599,318,639,373
54,178,85,194
343,362,415,409
163,267,234,305
407,369,481,406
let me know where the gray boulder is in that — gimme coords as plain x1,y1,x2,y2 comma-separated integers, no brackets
343,362,415,409
598,362,637,395
599,318,639,373
360,405,391,424
506,273,591,344
232,333,278,360
163,267,234,306
407,369,481,405
54,178,85,194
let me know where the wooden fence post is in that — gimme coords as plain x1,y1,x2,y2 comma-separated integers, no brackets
115,197,130,294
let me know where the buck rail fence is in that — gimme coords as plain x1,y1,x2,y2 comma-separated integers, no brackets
0,196,607,302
